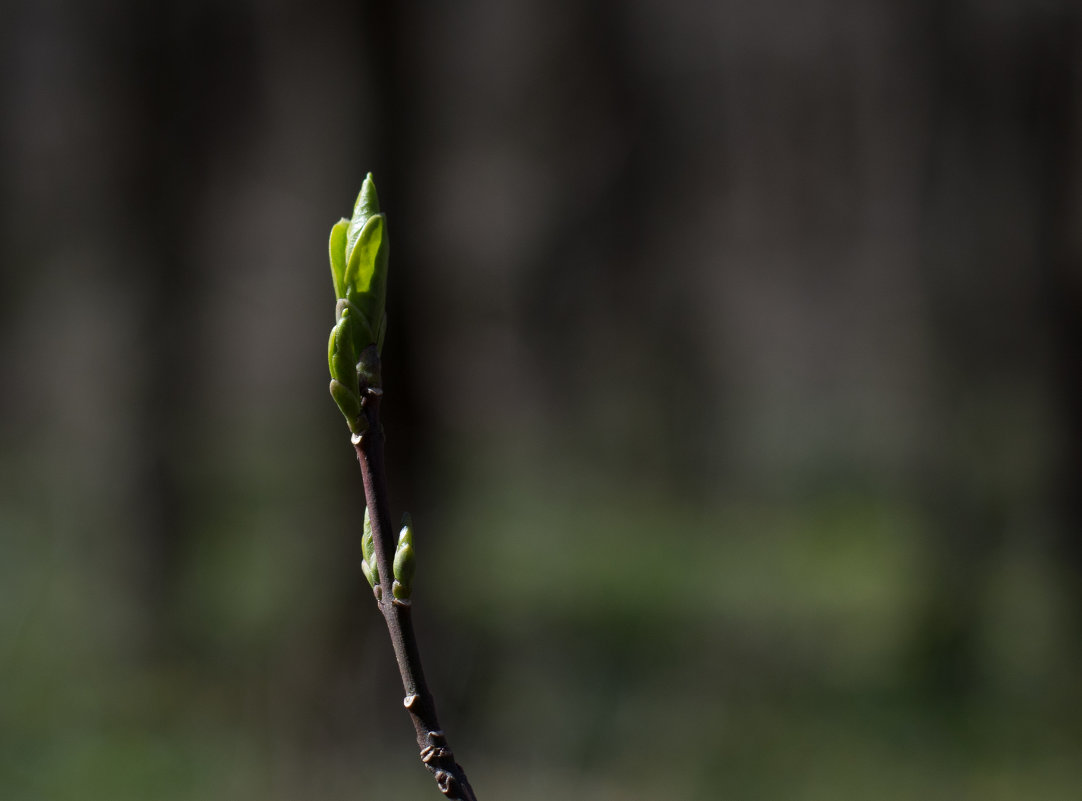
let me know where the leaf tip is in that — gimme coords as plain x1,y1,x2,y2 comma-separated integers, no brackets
355,173,381,219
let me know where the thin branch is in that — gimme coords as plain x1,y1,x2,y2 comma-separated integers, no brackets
353,380,479,801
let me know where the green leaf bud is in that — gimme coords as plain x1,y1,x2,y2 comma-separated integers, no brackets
326,173,389,429
328,314,357,384
335,299,375,357
346,173,381,267
362,507,376,564
328,219,349,300
362,558,378,589
392,516,415,602
328,173,389,358
327,325,337,376
329,379,362,423
393,541,415,597
360,508,380,588
344,215,383,298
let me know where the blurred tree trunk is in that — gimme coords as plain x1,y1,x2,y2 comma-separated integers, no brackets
517,0,721,496
1033,9,1082,653
118,1,262,657
909,0,1081,695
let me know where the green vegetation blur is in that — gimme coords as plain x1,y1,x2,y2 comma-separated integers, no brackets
2,1,1080,799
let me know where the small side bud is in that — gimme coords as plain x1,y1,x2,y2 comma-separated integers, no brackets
393,541,416,599
362,508,376,564
361,558,378,589
393,514,415,599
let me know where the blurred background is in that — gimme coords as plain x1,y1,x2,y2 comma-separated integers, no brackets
2,0,1081,798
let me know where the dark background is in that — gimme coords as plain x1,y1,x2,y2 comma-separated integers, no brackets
2,1,1080,799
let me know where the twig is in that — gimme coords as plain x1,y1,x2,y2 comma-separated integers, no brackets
351,380,479,801
327,174,479,799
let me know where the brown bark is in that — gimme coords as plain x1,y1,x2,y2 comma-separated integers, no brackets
351,381,479,801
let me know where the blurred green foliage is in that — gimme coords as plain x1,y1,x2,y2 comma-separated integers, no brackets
2,430,1078,800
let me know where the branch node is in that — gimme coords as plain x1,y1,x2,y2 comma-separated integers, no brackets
421,745,453,764
404,693,420,710
434,770,459,797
